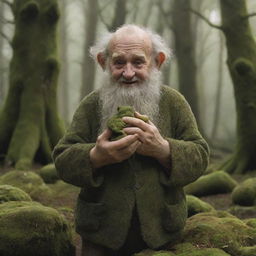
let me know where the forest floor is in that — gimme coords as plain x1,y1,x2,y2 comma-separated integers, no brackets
0,151,256,256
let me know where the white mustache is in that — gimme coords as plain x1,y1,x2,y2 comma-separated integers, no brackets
119,76,140,83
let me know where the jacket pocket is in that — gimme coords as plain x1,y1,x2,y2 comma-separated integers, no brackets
75,199,106,232
162,200,187,232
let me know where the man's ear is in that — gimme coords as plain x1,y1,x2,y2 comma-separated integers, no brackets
155,52,166,69
97,53,106,70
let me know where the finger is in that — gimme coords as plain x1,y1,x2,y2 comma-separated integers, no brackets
123,127,146,142
134,111,149,122
119,140,141,153
99,128,112,140
122,116,149,131
111,134,139,149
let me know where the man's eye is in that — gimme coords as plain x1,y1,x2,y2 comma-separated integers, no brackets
134,60,144,66
114,60,125,65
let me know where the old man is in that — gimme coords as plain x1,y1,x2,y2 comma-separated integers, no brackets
53,24,209,256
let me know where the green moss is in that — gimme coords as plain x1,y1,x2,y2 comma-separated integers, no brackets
0,201,75,256
0,170,51,200
231,178,256,206
185,171,237,196
107,106,149,140
0,184,32,203
186,195,214,217
238,246,256,256
243,218,256,228
183,211,256,255
177,248,231,256
228,205,256,219
133,249,175,256
38,163,59,183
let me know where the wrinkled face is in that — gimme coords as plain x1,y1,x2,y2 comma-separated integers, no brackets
108,34,153,87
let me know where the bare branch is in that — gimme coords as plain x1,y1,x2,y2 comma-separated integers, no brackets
243,13,256,19
190,8,223,30
0,31,12,45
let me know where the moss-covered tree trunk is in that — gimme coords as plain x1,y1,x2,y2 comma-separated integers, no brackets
0,0,64,169
220,0,256,173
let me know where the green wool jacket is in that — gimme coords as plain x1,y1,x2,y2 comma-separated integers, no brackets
52,85,209,250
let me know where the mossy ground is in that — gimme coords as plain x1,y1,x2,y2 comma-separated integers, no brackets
0,156,256,256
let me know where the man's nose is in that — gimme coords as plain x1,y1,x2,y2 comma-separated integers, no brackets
122,64,135,80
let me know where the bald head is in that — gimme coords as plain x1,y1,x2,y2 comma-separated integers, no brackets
108,25,153,57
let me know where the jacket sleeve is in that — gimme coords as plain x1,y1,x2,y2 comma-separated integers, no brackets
160,92,209,187
52,92,104,188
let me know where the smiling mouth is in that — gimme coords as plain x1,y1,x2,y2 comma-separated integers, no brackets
121,80,138,85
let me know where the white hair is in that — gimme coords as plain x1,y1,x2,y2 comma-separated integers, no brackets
90,24,172,66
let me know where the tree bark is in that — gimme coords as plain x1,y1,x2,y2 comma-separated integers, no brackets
0,0,64,169
220,0,256,173
80,0,98,99
172,0,201,130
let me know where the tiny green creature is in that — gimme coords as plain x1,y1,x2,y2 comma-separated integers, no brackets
107,106,149,140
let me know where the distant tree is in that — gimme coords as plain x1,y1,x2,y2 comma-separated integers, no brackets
0,1,5,104
110,0,126,31
211,31,224,141
58,0,69,122
80,0,98,99
0,0,64,169
99,0,127,32
172,0,201,130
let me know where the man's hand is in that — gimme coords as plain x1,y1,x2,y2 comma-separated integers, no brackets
122,112,171,168
90,129,141,169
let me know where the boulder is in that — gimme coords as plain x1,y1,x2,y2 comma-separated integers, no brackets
0,184,32,203
38,163,59,184
0,170,51,200
228,205,256,219
185,171,237,196
133,244,230,256
183,211,256,256
231,178,256,206
0,201,75,256
186,195,214,217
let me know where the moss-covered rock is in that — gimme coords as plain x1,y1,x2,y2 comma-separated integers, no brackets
0,170,51,200
186,195,215,217
185,171,237,196
183,211,256,256
0,184,32,203
38,163,59,183
228,205,256,219
173,242,230,255
133,249,175,256
133,245,230,256
243,218,256,228
231,178,256,206
0,201,75,256
238,246,256,256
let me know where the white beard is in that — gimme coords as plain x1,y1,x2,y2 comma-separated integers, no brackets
98,68,162,133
